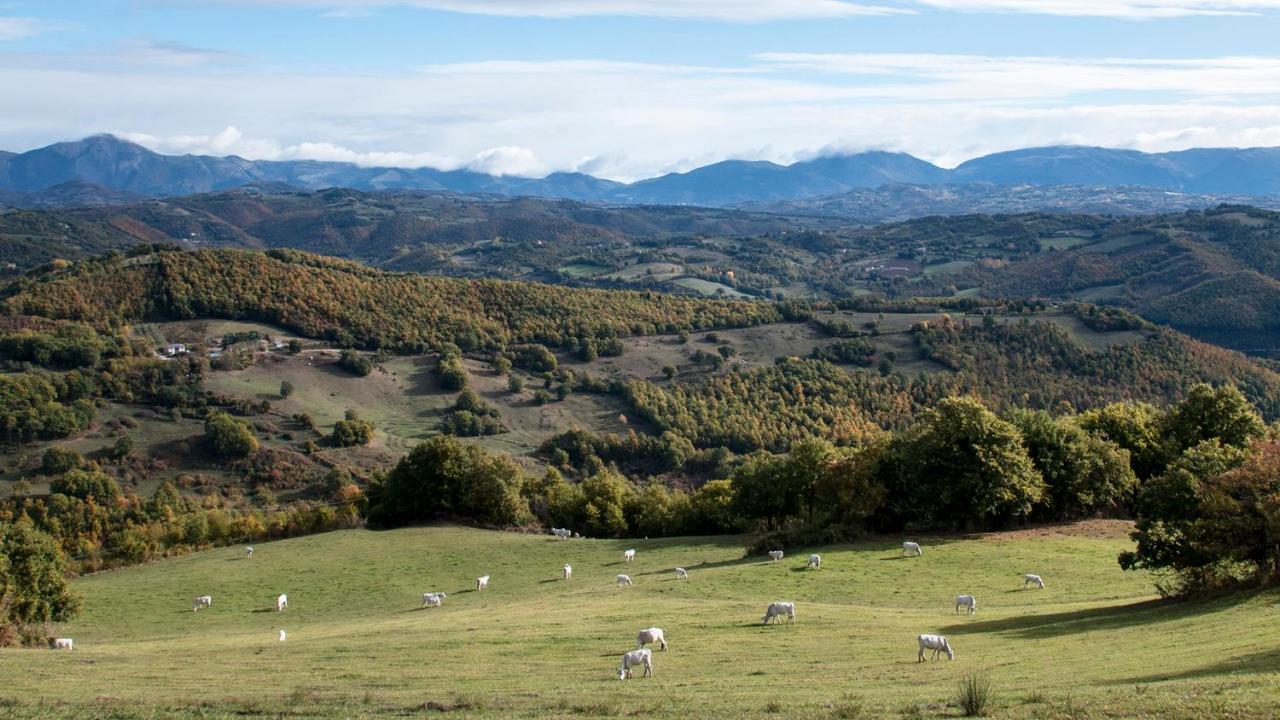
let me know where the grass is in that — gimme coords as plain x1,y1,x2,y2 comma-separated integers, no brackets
957,671,995,716
669,277,754,299
3,523,1279,718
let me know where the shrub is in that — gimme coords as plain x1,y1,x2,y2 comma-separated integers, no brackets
338,349,373,377
204,411,259,460
40,447,82,475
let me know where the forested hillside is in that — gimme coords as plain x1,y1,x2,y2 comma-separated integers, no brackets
1,248,780,351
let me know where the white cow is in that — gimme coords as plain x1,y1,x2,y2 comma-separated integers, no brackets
762,601,796,625
807,554,821,569
279,629,287,642
276,594,288,611
193,595,213,612
552,528,572,539
917,634,955,661
902,541,923,557
422,592,446,607
616,574,633,587
623,549,636,562
955,594,977,615
618,648,653,679
674,567,688,580
477,575,490,591
245,546,253,558
767,550,784,562
563,564,572,580
52,638,74,650
637,627,668,651
1024,574,1045,589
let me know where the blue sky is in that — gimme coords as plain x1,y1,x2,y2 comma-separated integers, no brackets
4,1,1280,179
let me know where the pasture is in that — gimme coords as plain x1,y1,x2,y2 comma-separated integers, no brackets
4,522,1279,719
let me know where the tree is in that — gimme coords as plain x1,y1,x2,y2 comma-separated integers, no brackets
0,520,81,633
662,365,677,380
814,441,887,526
203,411,259,461
507,374,525,393
330,412,375,447
1007,409,1137,518
688,479,739,534
580,469,633,537
374,435,526,527
280,381,295,398
1163,384,1264,454
111,434,135,461
41,447,82,475
732,452,797,531
287,339,303,354
1195,440,1280,583
1078,402,1167,479
50,468,121,501
885,397,1044,529
338,349,373,377
1120,440,1249,583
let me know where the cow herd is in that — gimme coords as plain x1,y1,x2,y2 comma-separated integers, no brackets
50,537,1047,674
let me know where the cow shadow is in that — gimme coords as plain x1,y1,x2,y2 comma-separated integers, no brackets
938,593,1255,640
250,608,278,614
1110,648,1280,685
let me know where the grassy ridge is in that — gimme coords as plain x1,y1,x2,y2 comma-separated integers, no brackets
3,524,1278,718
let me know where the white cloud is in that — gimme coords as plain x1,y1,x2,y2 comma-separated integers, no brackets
467,146,547,176
909,1,1280,19
121,126,463,169
0,16,42,40
5,52,1280,180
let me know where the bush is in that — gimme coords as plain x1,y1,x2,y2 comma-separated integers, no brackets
437,359,468,391
50,468,121,501
204,411,259,460
331,414,375,447
956,671,994,717
41,447,82,475
338,349,373,377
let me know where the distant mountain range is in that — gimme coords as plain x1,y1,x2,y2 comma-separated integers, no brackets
3,134,1280,208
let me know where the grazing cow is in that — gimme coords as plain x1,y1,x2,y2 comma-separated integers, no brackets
616,574,633,587
674,567,688,580
618,648,653,680
476,575,490,591
52,638,74,650
768,550,784,562
279,629,287,642
762,601,796,625
245,546,253,559
563,564,572,580
193,595,213,612
902,541,923,557
422,592,446,607
807,554,821,569
624,549,636,562
552,528,572,539
276,594,288,612
636,627,668,651
917,634,955,661
955,594,977,615
1024,574,1045,589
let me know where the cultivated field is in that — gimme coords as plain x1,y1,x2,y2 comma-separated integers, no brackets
4,523,1279,719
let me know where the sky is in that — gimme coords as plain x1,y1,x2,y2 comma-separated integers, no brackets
2,1,1280,180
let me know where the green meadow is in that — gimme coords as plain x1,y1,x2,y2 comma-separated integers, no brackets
3,523,1278,719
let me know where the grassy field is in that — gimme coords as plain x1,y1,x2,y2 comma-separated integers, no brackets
3,522,1278,719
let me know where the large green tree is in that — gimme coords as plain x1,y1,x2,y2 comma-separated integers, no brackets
1007,409,1137,518
0,520,82,632
885,397,1044,529
374,435,527,527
